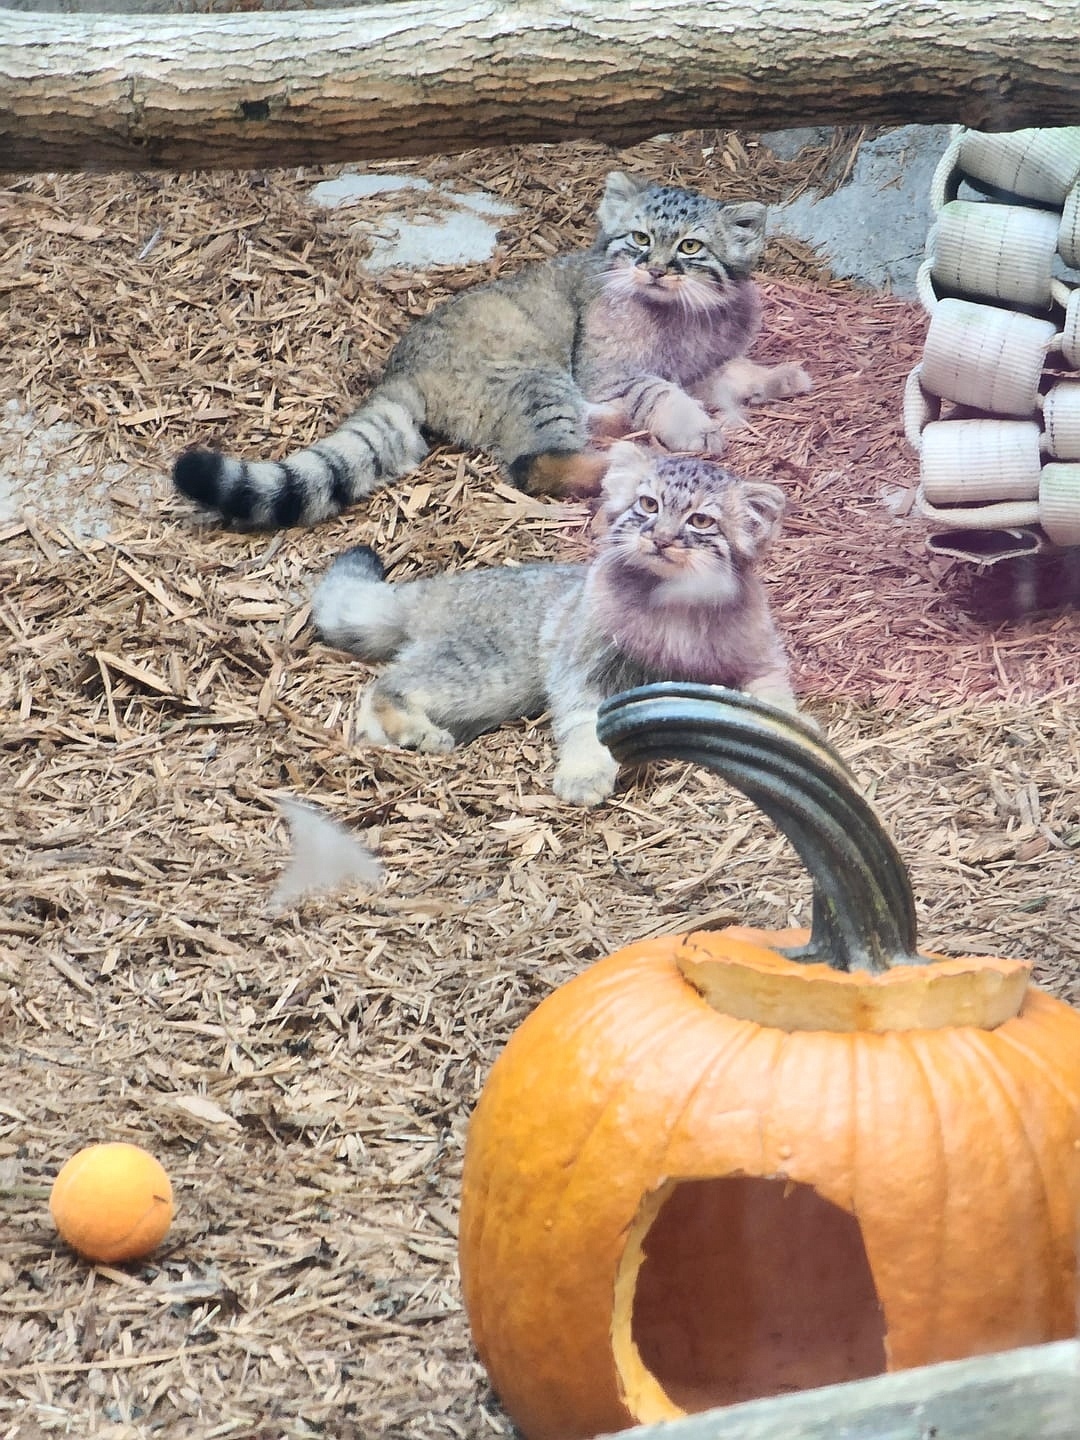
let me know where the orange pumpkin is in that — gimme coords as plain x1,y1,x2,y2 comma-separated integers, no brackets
459,685,1080,1440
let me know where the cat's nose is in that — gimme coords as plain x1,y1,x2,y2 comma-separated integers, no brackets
647,266,666,281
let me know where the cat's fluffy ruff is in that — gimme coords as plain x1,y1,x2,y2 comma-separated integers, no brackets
311,444,799,805
174,172,809,529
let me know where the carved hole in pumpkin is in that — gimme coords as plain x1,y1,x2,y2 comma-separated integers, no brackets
618,1174,887,1417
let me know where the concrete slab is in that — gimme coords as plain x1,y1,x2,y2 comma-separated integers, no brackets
307,170,518,271
307,172,433,206
0,399,139,536
362,205,508,272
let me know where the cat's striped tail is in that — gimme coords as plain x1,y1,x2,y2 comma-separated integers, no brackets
172,381,428,529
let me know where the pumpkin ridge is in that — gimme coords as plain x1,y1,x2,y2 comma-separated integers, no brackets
759,1024,796,1177
951,1030,1060,1339
886,1034,950,1363
758,1029,858,1199
655,1018,781,1184
961,1019,1080,1334
993,1000,1080,1108
901,1029,1041,1358
543,994,747,1233
462,950,694,1312
955,1027,1056,1295
608,1024,784,1420
488,966,768,1432
459,1142,499,1325
468,966,707,1245
531,946,688,1060
460,967,613,1324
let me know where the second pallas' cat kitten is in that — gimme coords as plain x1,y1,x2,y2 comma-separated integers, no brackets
311,443,800,806
174,171,810,529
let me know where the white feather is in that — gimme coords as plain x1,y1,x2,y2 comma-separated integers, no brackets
269,797,383,910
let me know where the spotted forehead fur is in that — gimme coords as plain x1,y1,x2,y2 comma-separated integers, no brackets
604,448,724,518
605,183,734,243
644,461,762,548
605,447,737,507
644,455,738,503
637,186,724,227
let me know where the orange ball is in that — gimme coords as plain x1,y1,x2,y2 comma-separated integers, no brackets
49,1142,174,1263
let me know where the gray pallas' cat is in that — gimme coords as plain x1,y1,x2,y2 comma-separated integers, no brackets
311,443,799,806
174,171,810,528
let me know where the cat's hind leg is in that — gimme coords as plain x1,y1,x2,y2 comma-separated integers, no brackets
357,682,458,755
513,450,611,498
498,366,610,497
356,630,541,756
314,550,460,754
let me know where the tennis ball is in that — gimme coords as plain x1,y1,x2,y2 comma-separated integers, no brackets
49,1142,174,1263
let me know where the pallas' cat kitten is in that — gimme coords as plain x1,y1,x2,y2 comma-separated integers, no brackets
311,444,799,806
174,172,810,529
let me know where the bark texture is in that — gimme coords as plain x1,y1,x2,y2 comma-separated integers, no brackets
598,1339,1080,1440
3,0,1080,173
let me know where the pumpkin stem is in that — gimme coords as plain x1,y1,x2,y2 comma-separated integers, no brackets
596,684,920,974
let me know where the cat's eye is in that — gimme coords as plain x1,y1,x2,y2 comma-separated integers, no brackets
637,493,660,514
678,238,705,255
686,511,716,530
630,230,651,248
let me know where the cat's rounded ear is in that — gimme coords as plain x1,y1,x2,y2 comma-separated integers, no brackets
722,201,768,270
601,440,655,513
739,480,786,556
598,171,650,232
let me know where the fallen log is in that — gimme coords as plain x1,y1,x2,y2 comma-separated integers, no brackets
598,1339,1080,1440
4,0,1080,173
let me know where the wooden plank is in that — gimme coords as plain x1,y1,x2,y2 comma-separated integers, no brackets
4,0,1080,173
599,1340,1080,1440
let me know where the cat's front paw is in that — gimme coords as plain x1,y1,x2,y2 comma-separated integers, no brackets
695,417,731,454
360,715,457,754
553,751,619,807
650,390,728,454
742,682,820,732
407,723,457,754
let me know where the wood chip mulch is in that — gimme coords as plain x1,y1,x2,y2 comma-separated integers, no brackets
1,131,1078,1440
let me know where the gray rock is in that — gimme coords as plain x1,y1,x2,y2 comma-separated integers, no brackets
768,124,954,295
757,127,835,162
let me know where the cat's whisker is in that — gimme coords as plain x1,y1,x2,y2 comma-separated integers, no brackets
675,285,706,320
601,269,637,304
675,275,727,318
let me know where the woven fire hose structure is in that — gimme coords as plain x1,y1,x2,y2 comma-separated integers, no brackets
905,126,1080,565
